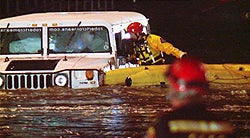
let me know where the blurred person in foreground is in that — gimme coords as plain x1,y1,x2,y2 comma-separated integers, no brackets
145,57,234,138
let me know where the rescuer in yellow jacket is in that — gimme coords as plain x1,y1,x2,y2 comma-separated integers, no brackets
127,22,186,65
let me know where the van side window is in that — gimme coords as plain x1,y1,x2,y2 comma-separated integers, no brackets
115,33,122,56
116,32,135,56
115,32,137,64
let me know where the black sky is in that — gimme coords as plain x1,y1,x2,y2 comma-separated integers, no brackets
0,0,249,63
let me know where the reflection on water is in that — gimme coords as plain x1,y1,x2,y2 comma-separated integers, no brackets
0,84,249,137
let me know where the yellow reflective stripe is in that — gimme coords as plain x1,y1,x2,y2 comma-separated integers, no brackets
168,120,233,134
140,51,162,64
136,38,166,64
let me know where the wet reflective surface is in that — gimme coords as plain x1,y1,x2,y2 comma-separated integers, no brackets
0,83,249,137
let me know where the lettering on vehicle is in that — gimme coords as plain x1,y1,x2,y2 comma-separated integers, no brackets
79,81,88,84
49,26,104,32
0,28,42,32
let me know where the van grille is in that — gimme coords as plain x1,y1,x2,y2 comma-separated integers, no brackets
6,74,53,90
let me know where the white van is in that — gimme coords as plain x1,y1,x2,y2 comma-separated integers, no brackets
0,11,149,89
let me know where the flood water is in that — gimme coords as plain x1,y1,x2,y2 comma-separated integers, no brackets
0,83,249,137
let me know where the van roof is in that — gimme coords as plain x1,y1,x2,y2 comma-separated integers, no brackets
0,11,147,26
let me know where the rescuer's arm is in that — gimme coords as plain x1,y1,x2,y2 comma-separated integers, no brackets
147,34,186,58
159,41,186,58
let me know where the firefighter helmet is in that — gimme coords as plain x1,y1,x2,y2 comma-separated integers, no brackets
127,22,143,34
166,57,208,96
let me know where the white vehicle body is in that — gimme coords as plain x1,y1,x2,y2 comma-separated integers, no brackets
0,11,149,89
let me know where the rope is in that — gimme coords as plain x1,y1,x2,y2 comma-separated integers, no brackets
208,64,250,84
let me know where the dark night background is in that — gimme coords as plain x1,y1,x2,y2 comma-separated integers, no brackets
0,0,249,63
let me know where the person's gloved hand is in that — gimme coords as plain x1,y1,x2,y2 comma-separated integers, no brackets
181,52,187,58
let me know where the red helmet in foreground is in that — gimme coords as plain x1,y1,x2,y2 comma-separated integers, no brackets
127,22,143,34
166,57,208,98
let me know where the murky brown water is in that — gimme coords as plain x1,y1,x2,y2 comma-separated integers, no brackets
0,83,249,137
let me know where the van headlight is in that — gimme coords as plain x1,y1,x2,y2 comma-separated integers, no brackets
54,74,68,86
0,76,4,87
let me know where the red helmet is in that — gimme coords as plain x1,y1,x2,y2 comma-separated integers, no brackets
166,57,208,97
127,22,143,34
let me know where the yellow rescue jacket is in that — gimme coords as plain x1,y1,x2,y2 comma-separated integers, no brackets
135,34,185,65
147,34,185,58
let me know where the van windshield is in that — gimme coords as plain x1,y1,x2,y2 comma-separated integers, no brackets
48,26,110,53
0,28,42,54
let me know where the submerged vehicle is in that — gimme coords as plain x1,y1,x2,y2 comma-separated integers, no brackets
0,11,149,89
1,12,249,90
